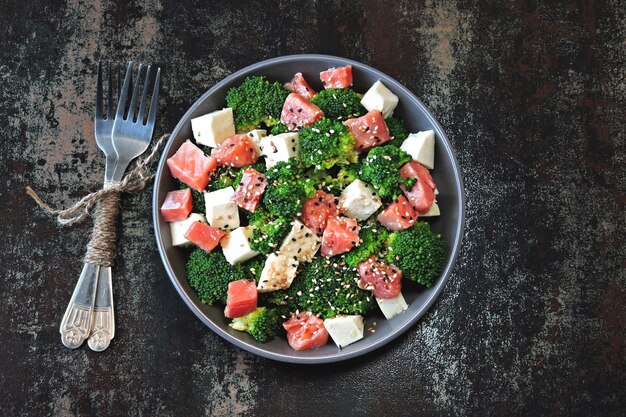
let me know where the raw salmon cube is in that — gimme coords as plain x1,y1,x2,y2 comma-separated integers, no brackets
166,140,217,191
160,188,193,222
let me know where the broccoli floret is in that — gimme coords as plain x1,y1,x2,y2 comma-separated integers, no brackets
186,249,242,305
385,222,445,287
310,88,366,121
358,145,412,199
263,182,312,218
229,306,290,342
226,76,290,132
270,123,290,135
263,159,316,218
207,166,240,192
309,164,359,196
177,181,205,213
229,307,290,343
248,208,290,254
298,118,358,170
344,225,390,267
337,164,359,184
262,289,291,307
279,258,376,319
240,255,265,282
331,164,360,194
386,116,410,148
264,157,306,182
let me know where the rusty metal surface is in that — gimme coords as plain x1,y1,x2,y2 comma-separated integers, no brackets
0,1,624,416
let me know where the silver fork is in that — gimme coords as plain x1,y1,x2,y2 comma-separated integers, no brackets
59,62,121,350
86,62,121,352
86,61,161,351
59,61,160,351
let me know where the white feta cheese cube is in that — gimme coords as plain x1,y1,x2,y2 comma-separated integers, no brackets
324,315,365,348
339,179,383,221
245,129,267,153
257,253,299,292
169,213,206,247
278,220,321,263
220,226,259,265
360,80,399,118
421,201,440,217
377,293,408,320
191,108,236,148
401,130,435,169
260,132,299,168
204,187,239,230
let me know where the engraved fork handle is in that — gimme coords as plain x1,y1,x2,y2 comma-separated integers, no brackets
86,190,120,352
60,182,120,350
86,175,127,351
88,266,114,351
60,263,100,348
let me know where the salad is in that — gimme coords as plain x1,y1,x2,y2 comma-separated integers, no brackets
161,65,445,351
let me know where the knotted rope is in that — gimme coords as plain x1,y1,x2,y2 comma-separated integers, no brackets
26,133,170,267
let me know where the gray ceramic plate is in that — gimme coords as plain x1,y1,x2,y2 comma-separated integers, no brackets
153,54,465,363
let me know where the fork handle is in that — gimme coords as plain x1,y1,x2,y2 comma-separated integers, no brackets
60,263,100,348
60,192,120,349
88,266,114,351
83,192,120,350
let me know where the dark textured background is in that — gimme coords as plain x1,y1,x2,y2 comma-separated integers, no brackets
1,1,624,416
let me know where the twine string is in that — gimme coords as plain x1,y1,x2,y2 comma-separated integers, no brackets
26,133,170,266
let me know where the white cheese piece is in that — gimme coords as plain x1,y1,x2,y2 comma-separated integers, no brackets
169,213,206,247
278,220,321,263
360,80,399,118
324,315,365,348
400,130,435,169
220,226,259,265
204,187,239,230
257,253,299,292
420,201,440,217
260,132,299,168
339,179,383,221
377,293,409,320
245,129,267,154
191,108,236,148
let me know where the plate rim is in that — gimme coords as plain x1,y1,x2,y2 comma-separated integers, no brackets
152,53,466,364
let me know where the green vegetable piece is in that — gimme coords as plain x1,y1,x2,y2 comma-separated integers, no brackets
248,209,291,254
322,164,360,195
358,145,412,199
229,306,291,342
262,159,316,218
385,222,445,287
278,258,376,319
186,249,242,305
344,225,390,268
385,116,410,148
310,88,366,121
270,123,290,135
226,76,290,132
207,166,240,192
299,118,358,170
240,255,265,282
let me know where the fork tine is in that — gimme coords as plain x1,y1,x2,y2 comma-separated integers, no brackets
127,63,144,121
147,67,161,128
116,61,133,120
107,62,113,119
95,61,103,121
137,65,152,124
